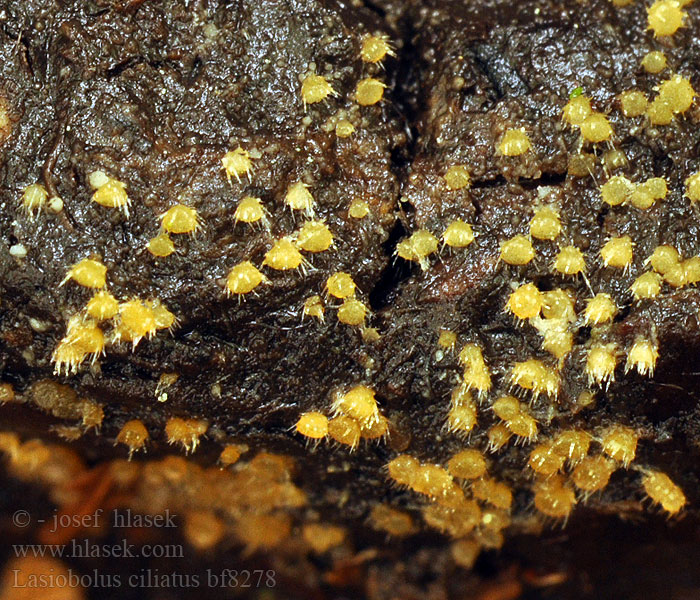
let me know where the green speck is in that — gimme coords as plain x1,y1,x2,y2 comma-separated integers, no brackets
570,87,584,99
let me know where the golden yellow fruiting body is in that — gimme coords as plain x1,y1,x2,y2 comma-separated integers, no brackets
562,95,592,126
600,236,633,269
447,449,487,480
498,128,531,156
630,272,662,300
303,295,324,321
86,290,119,320
647,0,686,37
641,51,667,74
642,470,686,515
586,344,618,385
22,183,48,217
263,238,305,271
116,420,149,457
601,176,633,206
626,338,658,376
443,220,475,247
226,261,265,296
500,235,535,265
580,113,613,143
222,147,253,182
356,78,386,105
161,205,200,234
506,283,542,320
619,91,649,117
510,359,559,398
235,196,266,225
553,246,586,275
602,426,638,466
285,182,316,215
361,35,393,63
326,272,356,299
62,258,108,289
349,198,369,218
297,221,333,253
296,412,329,439
530,206,561,240
444,165,471,190
147,233,175,257
301,74,335,105
337,298,367,325
584,294,617,325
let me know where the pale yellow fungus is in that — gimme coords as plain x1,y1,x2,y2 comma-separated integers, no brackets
443,220,475,247
296,412,329,439
147,232,176,257
444,165,471,190
326,272,356,298
285,182,315,215
361,35,394,63
61,258,107,289
301,74,335,105
583,294,617,325
263,238,305,271
226,261,266,296
600,236,633,269
22,183,48,218
530,206,561,240
498,128,531,156
356,78,386,105
506,283,543,320
161,205,200,234
349,198,370,218
296,221,333,253
553,246,586,275
500,235,535,265
647,0,685,37
221,147,253,183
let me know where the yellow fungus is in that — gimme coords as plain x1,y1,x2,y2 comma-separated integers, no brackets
551,430,591,465
602,426,637,466
303,295,324,321
86,290,119,321
528,442,566,476
506,282,542,320
147,232,175,257
472,477,512,510
647,245,680,274
296,412,329,439
603,148,628,171
641,50,667,74
326,272,356,298
438,329,457,349
500,235,535,265
580,113,613,143
226,261,265,296
647,0,686,37
584,294,617,325
507,413,538,441
684,256,700,284
529,206,561,240
572,456,616,493
553,246,586,275
370,504,416,537
600,236,634,269
234,196,267,226
21,183,48,218
498,127,532,156
533,317,574,359
387,454,420,487
333,385,378,423
396,229,439,269
459,344,492,396
626,337,658,376
542,289,576,321
52,322,105,374
601,175,633,206
447,400,477,435
263,238,305,271
619,91,648,117
301,74,335,105
296,220,333,253
221,147,253,183
658,74,696,113
443,220,475,247
116,299,157,344
647,96,674,125
492,396,521,421
359,414,388,440
337,298,367,325
164,417,208,453
335,119,355,137
184,511,225,551
356,77,385,106
641,470,686,515
219,444,245,467
630,271,662,300
444,165,471,190
328,415,361,448
562,95,592,126
510,359,559,398
61,258,107,289
447,449,487,480
423,501,481,537
348,198,369,218
586,344,617,385
116,420,149,457
285,181,315,215
487,423,512,452
161,205,200,234
90,172,130,215
533,475,576,519
684,171,700,202
361,35,393,63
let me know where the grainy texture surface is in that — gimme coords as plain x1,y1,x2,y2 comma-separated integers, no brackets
1,0,700,599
